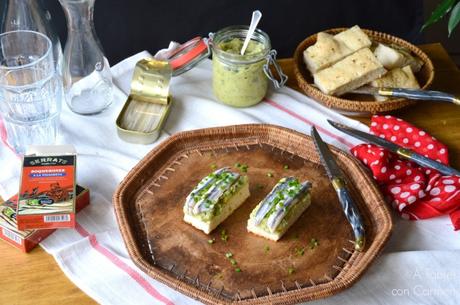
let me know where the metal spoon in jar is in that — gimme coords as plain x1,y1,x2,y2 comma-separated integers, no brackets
240,10,262,55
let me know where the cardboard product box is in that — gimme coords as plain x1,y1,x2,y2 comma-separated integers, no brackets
16,145,77,230
0,185,90,253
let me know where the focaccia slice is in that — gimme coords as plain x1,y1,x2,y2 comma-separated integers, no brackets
334,25,372,50
303,32,353,73
313,48,386,96
370,65,420,101
303,25,371,73
371,65,420,89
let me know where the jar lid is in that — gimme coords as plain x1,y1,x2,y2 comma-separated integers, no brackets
161,37,210,76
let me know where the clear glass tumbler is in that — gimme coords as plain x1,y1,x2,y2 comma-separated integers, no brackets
0,30,63,154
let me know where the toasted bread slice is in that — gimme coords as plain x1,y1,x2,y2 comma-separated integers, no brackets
184,181,249,234
183,168,249,234
247,198,310,241
247,178,311,241
314,48,386,96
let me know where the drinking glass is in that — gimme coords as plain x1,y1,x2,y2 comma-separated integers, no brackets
1,0,63,74
0,30,63,154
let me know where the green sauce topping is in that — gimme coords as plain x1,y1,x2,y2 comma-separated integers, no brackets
218,38,265,56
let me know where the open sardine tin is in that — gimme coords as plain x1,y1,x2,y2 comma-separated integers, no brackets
116,58,173,144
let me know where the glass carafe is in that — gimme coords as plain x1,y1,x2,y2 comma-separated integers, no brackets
1,0,63,73
59,0,113,115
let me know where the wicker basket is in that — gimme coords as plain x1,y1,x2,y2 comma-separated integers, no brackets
113,124,393,304
293,28,435,116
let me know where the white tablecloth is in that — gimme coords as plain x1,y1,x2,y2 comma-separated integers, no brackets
1,51,459,305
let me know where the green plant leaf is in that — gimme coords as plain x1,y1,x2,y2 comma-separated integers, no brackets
448,1,460,36
421,0,457,31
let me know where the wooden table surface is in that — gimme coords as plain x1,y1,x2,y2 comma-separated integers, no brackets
1,43,460,305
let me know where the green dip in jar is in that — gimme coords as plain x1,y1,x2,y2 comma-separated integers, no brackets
211,26,272,107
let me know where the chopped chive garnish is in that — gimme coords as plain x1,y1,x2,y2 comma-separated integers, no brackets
230,258,237,266
240,164,248,172
225,252,233,258
283,165,289,170
235,267,241,273
207,238,215,244
234,162,241,168
309,238,319,249
221,229,228,242
294,247,305,256
267,172,274,177
210,164,217,170
288,267,295,275
264,245,270,253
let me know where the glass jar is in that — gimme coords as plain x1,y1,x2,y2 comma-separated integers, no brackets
210,26,287,107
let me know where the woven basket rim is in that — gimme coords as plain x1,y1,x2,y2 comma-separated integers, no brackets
113,124,393,304
293,27,435,116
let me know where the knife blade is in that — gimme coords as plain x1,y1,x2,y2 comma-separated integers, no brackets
311,126,365,251
328,120,460,177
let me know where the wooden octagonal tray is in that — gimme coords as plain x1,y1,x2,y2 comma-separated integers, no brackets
293,28,435,116
113,124,392,304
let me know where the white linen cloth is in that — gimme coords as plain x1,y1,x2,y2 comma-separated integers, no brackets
1,50,459,305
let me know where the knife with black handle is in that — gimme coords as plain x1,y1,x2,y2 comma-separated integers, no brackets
311,126,366,251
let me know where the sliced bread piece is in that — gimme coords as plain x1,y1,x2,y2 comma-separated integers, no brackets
371,65,420,89
334,25,372,51
303,32,353,73
314,48,387,96
373,43,405,69
183,167,249,234
370,65,420,101
247,177,312,241
303,26,371,73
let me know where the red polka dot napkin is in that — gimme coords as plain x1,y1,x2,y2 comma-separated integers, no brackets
351,115,460,230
